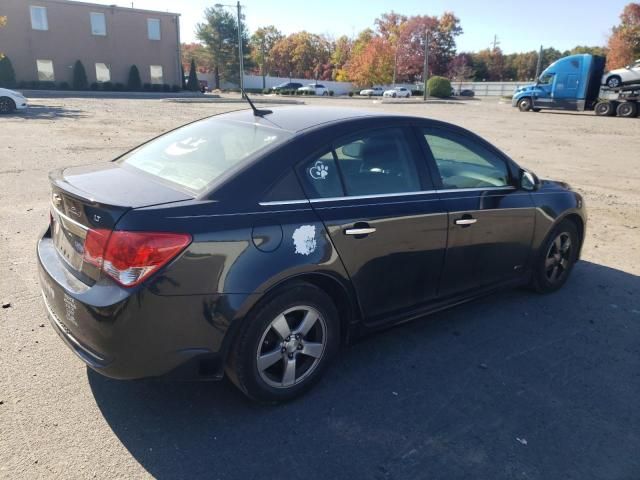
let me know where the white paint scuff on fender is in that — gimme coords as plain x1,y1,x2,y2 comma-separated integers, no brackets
292,225,317,256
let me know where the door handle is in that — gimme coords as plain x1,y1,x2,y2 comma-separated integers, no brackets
455,217,477,226
345,227,376,236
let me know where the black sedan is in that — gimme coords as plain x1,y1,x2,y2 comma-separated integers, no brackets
38,105,586,402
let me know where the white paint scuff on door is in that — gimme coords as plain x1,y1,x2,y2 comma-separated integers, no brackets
292,225,317,256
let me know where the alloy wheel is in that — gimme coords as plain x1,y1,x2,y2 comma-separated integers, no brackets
0,98,13,114
545,232,572,283
256,305,326,389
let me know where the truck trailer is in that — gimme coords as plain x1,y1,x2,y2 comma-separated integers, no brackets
512,54,640,118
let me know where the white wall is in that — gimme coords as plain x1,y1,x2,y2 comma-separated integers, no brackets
197,73,531,97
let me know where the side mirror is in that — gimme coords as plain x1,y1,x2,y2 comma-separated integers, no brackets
520,169,539,191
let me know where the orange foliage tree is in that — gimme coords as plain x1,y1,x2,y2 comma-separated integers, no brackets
606,3,640,70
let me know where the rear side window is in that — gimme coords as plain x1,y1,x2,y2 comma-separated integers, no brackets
120,118,291,194
423,129,510,189
299,128,421,199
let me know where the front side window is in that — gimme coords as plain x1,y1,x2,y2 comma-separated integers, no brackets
95,63,110,82
150,65,163,84
30,6,48,30
119,119,291,194
90,12,106,36
147,18,161,40
423,129,510,189
299,128,421,198
36,59,55,81
538,73,554,85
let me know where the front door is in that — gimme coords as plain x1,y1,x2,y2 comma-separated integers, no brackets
297,127,448,323
419,127,536,297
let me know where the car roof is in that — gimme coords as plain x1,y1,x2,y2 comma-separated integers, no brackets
216,106,406,133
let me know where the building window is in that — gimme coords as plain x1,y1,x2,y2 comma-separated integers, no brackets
30,6,48,31
90,12,106,36
147,18,161,40
95,63,111,83
36,59,55,81
150,65,163,84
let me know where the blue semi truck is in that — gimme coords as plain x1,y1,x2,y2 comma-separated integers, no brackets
512,54,640,117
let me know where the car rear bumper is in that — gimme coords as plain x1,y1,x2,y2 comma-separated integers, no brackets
37,232,255,380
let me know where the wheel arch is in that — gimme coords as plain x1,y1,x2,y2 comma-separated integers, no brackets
221,272,360,368
560,213,585,258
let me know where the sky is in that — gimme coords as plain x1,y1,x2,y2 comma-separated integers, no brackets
71,0,629,53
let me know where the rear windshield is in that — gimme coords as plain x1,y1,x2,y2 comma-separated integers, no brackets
119,117,291,194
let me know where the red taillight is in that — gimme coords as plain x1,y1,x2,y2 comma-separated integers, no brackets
83,230,191,287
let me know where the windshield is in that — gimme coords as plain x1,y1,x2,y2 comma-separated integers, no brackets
538,73,554,85
119,117,291,194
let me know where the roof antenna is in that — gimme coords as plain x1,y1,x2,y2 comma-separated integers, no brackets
243,89,272,117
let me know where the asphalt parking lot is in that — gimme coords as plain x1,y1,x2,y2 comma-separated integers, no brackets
1,95,639,479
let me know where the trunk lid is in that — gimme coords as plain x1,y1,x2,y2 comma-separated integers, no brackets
49,163,191,284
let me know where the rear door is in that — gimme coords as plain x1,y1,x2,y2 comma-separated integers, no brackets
419,126,535,296
297,126,448,324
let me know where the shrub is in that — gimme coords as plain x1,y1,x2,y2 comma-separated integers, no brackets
348,91,354,97
411,89,422,96
171,84,181,92
162,83,171,92
101,81,113,91
329,90,334,96
0,56,17,88
114,82,125,91
426,76,452,98
262,88,270,94
72,60,88,90
187,59,199,92
143,83,152,91
127,65,142,91
58,81,70,90
152,84,162,92
90,82,99,90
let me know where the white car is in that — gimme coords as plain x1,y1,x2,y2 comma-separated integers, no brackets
603,59,640,88
0,88,28,114
383,87,411,98
359,87,384,96
298,83,329,96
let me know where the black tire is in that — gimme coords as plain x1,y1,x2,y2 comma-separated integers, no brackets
0,97,16,114
531,220,579,294
322,91,328,96
605,75,622,89
595,101,615,116
532,108,541,112
616,101,638,118
518,97,532,112
226,282,339,403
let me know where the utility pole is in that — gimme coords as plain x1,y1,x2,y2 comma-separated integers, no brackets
535,45,543,80
392,44,398,86
236,1,244,96
423,30,429,101
491,34,500,51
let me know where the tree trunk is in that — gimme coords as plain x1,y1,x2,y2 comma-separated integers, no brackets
214,64,220,90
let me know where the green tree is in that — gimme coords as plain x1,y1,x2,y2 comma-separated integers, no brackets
0,56,16,88
72,60,88,90
127,65,142,91
187,58,200,91
250,26,283,87
331,35,353,81
196,6,250,89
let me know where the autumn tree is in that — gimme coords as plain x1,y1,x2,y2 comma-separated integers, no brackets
249,26,283,87
270,32,332,79
606,3,640,69
0,15,6,59
345,36,395,87
196,6,251,89
448,53,475,85
181,43,213,73
331,35,353,81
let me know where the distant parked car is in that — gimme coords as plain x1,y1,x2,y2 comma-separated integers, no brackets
383,87,411,98
359,87,384,96
453,89,475,97
298,83,329,96
602,59,640,88
0,88,28,114
272,82,303,92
